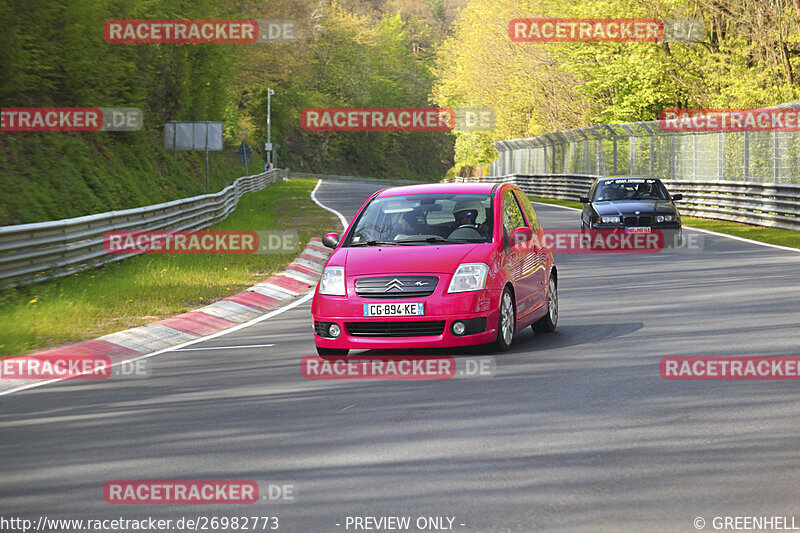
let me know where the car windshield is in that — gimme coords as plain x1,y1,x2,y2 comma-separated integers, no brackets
593,179,670,201
345,193,493,246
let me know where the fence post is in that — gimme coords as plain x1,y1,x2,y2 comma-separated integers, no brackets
744,131,751,180
650,132,655,177
717,133,724,180
612,136,618,175
565,141,571,173
596,137,603,175
584,139,590,175
670,135,676,180
630,136,635,175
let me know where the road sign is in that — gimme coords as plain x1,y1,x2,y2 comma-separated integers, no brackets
264,142,273,152
164,121,223,151
237,141,252,164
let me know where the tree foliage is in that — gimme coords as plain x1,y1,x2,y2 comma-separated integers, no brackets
432,0,800,173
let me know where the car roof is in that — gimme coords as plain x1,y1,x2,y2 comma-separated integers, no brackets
596,176,662,181
376,182,500,197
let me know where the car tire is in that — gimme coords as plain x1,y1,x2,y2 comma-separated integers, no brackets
532,274,558,333
493,287,515,351
316,346,349,357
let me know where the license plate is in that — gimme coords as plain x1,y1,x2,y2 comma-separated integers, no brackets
625,226,651,234
363,303,424,317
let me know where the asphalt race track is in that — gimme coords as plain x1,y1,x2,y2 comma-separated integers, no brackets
1,180,799,532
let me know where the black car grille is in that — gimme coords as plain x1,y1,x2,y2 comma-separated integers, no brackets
345,321,446,337
624,216,651,226
355,276,438,299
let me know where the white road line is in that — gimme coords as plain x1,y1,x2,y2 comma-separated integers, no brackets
311,179,349,232
530,200,800,254
170,344,275,352
529,200,581,212
0,293,313,397
0,181,353,398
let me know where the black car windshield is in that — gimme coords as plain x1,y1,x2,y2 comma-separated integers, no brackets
593,179,671,201
346,193,493,246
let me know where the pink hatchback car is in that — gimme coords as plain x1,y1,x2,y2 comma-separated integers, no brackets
311,183,558,356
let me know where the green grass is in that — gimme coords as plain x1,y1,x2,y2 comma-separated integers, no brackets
0,179,337,356
681,216,800,248
526,195,799,249
527,197,583,210
0,131,248,225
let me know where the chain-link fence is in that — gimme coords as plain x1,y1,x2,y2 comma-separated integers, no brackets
489,101,800,184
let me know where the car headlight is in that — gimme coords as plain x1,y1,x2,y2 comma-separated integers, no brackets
656,215,674,223
319,267,345,296
599,215,621,224
447,263,489,293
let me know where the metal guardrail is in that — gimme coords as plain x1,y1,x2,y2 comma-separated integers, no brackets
445,174,800,230
0,169,286,288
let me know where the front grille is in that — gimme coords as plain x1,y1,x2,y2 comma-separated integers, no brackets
346,320,446,337
624,216,651,226
355,276,438,299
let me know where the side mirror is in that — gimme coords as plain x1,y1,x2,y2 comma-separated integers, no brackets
511,226,534,247
672,193,683,201
579,196,590,203
322,232,340,249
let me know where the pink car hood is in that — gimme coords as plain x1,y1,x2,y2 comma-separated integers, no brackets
328,244,493,276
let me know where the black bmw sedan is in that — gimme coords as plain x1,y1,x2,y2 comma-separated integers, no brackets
579,177,683,245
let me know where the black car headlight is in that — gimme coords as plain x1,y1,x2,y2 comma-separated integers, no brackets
599,215,621,224
656,215,675,223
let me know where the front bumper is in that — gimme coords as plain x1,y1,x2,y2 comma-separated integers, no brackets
312,288,500,350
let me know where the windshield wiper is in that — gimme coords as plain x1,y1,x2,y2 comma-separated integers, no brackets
395,236,451,244
349,240,399,247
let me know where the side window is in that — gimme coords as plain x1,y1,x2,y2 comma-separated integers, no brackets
502,190,526,234
514,190,541,231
